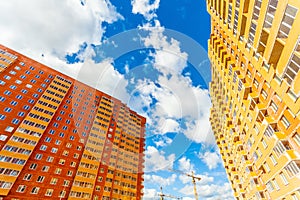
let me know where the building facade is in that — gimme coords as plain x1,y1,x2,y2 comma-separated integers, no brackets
0,44,146,200
207,0,300,199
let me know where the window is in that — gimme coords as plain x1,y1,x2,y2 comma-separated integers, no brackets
270,101,278,112
278,4,298,39
262,139,267,149
283,39,300,85
273,179,280,190
63,180,70,186
45,189,53,196
51,148,58,153
36,176,45,183
20,75,26,79
46,156,54,163
264,162,270,172
15,80,22,84
44,137,51,143
228,4,232,24
16,185,26,193
9,85,17,90
0,80,5,85
35,154,42,160
23,105,30,110
33,93,39,98
292,194,299,200
23,173,32,181
248,22,257,44
280,172,288,185
263,0,278,29
42,166,50,172
30,79,36,84
294,133,300,146
266,181,274,192
70,162,76,167
4,75,11,80
95,186,101,191
40,145,47,151
16,94,23,99
5,126,14,132
67,170,73,176
59,190,66,198
59,133,64,138
12,118,20,124
4,90,11,95
4,107,12,112
28,99,35,104
21,89,28,94
55,140,61,145
59,159,65,165
29,163,37,170
284,161,300,177
0,96,5,102
10,101,18,106
270,154,277,165
0,114,5,120
281,116,291,128
54,168,61,175
9,70,16,75
31,187,40,194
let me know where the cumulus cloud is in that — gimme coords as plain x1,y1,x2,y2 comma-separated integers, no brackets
145,146,175,172
178,157,194,172
144,174,177,187
153,135,173,147
178,172,214,186
128,22,213,144
179,182,234,199
0,0,123,74
141,20,188,76
75,58,130,102
198,151,222,170
131,0,160,20
143,188,158,200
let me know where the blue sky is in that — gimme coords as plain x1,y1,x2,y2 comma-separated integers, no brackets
0,0,234,199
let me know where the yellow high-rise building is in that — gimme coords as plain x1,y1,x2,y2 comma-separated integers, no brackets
207,0,300,199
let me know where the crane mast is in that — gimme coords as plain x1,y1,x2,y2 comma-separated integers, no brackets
169,169,201,200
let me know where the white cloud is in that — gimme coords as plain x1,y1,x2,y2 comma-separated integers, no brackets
178,173,214,186
143,188,158,200
0,0,123,74
75,58,130,102
131,0,160,20
153,136,173,147
141,20,188,76
178,157,194,172
198,151,222,170
131,22,214,144
144,174,177,187
145,146,175,172
179,182,234,200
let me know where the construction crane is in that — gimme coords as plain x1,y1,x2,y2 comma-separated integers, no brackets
158,186,182,200
169,169,201,200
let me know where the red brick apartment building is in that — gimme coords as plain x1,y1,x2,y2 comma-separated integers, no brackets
0,44,146,200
